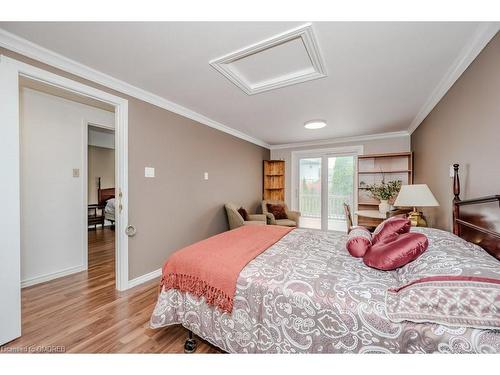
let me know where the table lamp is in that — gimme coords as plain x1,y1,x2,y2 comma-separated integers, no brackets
393,184,439,227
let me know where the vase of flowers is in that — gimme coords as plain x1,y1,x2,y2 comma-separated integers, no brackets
366,180,402,214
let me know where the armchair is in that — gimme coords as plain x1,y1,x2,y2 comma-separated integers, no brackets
262,200,300,227
224,203,267,230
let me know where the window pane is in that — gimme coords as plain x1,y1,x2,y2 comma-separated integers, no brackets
298,158,321,229
327,156,354,231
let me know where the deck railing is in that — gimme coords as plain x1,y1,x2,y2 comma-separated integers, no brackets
299,193,351,219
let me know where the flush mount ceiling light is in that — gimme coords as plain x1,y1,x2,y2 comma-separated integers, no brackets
304,120,327,130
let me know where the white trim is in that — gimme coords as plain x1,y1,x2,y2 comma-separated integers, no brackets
0,55,130,291
82,120,89,272
209,23,327,95
290,145,364,157
408,22,499,134
0,28,270,149
0,57,21,345
271,131,409,150
88,121,114,131
115,100,129,291
128,268,162,289
21,265,86,289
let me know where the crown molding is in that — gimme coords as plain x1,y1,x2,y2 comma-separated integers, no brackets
408,22,499,134
269,130,409,150
0,28,270,149
210,23,327,95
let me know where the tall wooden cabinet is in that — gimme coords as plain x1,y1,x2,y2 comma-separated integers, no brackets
263,160,285,201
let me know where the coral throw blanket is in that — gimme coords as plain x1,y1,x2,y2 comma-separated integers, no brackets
160,225,294,313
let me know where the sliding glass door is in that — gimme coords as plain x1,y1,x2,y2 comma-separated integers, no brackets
327,156,354,231
298,158,322,229
297,153,355,231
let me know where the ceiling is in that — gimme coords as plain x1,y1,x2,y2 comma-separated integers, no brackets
0,22,496,146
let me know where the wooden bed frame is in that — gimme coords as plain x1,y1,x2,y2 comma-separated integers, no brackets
452,164,500,259
98,177,115,206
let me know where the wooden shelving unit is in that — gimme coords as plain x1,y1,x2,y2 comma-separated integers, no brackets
357,152,413,227
263,160,285,201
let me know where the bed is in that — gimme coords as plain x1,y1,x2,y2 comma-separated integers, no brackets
150,164,500,353
98,177,115,226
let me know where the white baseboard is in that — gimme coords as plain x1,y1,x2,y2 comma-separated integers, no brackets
127,268,162,289
21,264,86,288
22,265,161,290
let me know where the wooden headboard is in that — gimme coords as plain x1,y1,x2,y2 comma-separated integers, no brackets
452,164,500,259
97,177,115,206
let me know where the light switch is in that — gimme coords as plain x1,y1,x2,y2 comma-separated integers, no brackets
449,165,455,178
73,168,80,178
145,167,155,178
204,172,209,180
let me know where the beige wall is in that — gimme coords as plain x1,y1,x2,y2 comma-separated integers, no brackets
127,101,269,278
411,32,500,231
271,135,411,206
88,145,115,205
1,47,270,280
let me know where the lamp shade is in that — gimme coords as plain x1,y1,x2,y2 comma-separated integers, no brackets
394,184,439,207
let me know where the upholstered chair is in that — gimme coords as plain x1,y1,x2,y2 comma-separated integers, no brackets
262,200,300,227
224,203,267,230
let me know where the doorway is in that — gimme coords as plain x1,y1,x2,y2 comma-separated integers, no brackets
0,55,129,346
87,125,116,279
292,147,362,231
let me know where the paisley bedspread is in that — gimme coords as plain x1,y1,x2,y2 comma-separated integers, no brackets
150,228,500,353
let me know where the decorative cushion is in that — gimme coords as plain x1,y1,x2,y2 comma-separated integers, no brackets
384,227,500,330
237,207,249,221
372,216,411,244
346,226,372,257
363,232,428,270
267,204,288,220
385,277,500,330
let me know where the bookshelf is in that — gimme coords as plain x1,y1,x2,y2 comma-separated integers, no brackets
263,160,285,201
357,152,413,227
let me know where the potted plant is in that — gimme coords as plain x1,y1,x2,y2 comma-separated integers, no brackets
367,180,402,214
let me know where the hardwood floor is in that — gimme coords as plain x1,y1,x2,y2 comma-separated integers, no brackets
1,228,220,353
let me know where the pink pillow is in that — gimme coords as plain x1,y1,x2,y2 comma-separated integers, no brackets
346,227,372,257
363,232,428,270
372,216,411,244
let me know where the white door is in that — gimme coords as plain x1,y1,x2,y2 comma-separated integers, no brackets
297,153,356,231
326,155,355,231
0,58,21,345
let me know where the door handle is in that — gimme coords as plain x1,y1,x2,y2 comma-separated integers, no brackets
119,189,123,213
125,225,136,237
